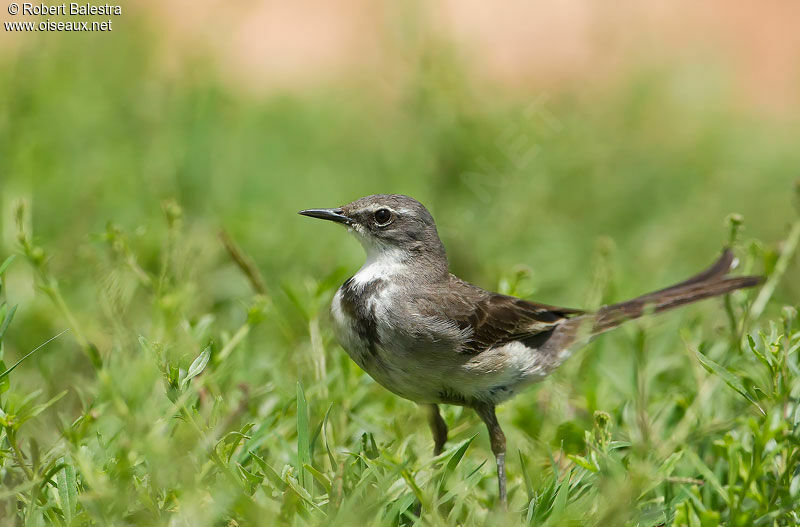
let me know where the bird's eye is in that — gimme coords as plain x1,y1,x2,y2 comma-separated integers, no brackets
374,208,392,226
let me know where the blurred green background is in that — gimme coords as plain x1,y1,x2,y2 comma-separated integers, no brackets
1,3,799,525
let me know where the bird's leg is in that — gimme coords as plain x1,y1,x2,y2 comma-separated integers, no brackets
474,403,507,505
425,404,448,456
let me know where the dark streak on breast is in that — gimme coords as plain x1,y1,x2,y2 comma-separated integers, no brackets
339,277,386,356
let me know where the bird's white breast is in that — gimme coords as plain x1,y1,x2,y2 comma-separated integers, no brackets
330,251,403,372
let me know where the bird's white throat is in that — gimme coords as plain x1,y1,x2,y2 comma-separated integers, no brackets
350,245,408,286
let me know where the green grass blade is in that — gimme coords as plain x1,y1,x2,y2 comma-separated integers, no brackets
321,403,337,470
303,463,332,493
751,219,800,319
746,334,774,374
236,417,277,464
181,346,210,389
249,451,287,491
0,328,70,381
0,304,17,342
519,451,535,502
56,458,78,523
551,472,570,517
437,435,475,493
0,361,8,394
401,469,429,511
685,449,729,504
20,390,67,425
692,347,765,415
658,450,684,478
296,381,310,491
0,255,14,276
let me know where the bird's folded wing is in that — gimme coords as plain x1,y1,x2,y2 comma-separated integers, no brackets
414,277,584,354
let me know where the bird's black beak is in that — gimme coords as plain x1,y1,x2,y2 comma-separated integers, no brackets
298,208,351,225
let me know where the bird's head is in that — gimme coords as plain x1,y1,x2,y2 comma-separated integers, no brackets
299,194,447,270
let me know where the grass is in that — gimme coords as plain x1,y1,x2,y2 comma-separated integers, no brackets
1,19,800,526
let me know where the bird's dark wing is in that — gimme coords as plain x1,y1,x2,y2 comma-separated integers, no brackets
413,276,584,354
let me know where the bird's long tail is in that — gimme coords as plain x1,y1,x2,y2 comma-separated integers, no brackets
591,249,763,334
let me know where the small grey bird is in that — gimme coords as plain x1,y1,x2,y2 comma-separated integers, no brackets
299,194,762,504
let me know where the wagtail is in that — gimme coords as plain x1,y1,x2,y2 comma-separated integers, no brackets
299,194,763,504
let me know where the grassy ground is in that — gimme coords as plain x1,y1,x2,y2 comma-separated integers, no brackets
1,25,800,526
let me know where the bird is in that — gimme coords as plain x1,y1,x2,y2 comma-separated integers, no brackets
298,194,763,505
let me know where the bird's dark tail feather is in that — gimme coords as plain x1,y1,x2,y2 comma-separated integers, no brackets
592,249,764,334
